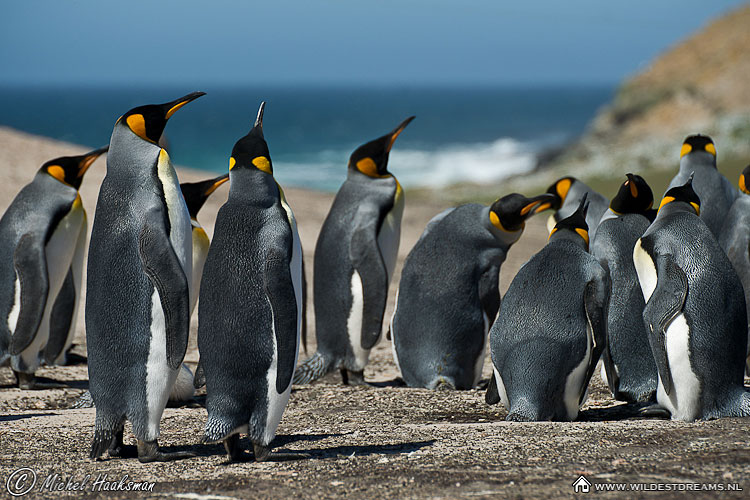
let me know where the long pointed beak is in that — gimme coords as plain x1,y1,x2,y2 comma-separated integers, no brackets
525,193,559,215
164,91,206,120
254,101,266,129
77,146,109,178
204,174,230,196
386,116,415,152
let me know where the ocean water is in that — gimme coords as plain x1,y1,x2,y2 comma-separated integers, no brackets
0,85,613,192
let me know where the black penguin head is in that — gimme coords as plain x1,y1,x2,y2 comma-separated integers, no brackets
489,193,558,232
349,116,415,178
41,146,108,190
549,193,590,248
545,176,576,210
180,174,229,219
119,91,205,144
610,173,654,215
229,102,273,175
659,172,701,215
739,165,750,195
680,134,716,164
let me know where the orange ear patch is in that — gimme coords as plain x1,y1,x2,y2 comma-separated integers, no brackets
356,157,379,178
252,156,272,174
126,114,148,141
47,165,66,183
556,178,572,201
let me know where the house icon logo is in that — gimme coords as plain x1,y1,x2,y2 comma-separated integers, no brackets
573,475,591,493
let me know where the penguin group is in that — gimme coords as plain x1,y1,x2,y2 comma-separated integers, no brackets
2,88,749,465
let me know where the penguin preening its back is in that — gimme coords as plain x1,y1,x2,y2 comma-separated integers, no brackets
634,175,750,421
487,196,610,421
666,134,738,239
390,192,556,390
86,91,204,462
180,174,229,314
198,103,303,462
719,165,750,374
0,147,107,389
546,176,609,241
294,116,415,386
591,174,658,402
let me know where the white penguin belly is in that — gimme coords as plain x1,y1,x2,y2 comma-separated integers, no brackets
347,271,370,371
377,193,404,281
157,149,192,281
145,289,179,441
472,313,490,387
189,225,210,315
389,287,403,377
656,313,701,421
633,239,657,302
563,324,593,421
14,203,85,372
493,367,510,410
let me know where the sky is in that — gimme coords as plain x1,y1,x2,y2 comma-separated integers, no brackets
0,0,747,87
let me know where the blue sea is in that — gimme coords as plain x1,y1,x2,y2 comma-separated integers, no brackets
0,85,613,192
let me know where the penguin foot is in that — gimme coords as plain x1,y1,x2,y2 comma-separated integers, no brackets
253,443,271,462
476,378,491,390
108,429,137,458
14,371,66,390
639,404,671,419
223,435,251,463
64,351,88,366
137,440,195,463
506,412,533,422
341,369,369,386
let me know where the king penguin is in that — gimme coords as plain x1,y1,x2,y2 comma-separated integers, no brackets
390,192,555,390
86,91,204,462
198,102,303,462
591,174,658,402
0,147,107,388
545,177,609,242
633,175,750,421
665,135,738,239
294,116,414,386
719,165,750,374
486,196,610,421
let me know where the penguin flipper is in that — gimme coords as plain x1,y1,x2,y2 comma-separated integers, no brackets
9,234,49,355
582,273,610,405
43,267,76,365
601,345,620,397
478,265,501,326
350,217,388,350
264,248,298,393
643,254,687,396
301,253,308,355
138,212,190,370
193,359,206,389
486,371,501,405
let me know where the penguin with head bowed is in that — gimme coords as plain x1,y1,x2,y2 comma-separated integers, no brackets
198,102,303,462
545,176,609,241
486,195,610,421
719,165,750,375
86,91,204,462
390,192,555,390
294,116,414,386
633,174,750,421
591,174,658,402
665,134,738,238
0,147,107,388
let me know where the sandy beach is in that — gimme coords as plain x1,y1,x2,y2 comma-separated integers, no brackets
1,126,749,499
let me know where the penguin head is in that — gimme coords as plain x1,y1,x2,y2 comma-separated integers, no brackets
738,165,750,195
489,193,558,232
228,102,273,175
659,172,701,216
545,176,577,209
610,173,654,215
349,116,415,178
119,91,205,144
180,174,229,219
549,193,590,249
680,134,716,167
41,146,108,190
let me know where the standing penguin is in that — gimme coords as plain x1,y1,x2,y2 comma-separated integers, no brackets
0,148,107,388
591,174,658,402
86,92,204,462
545,176,609,241
198,103,303,462
390,192,555,390
486,196,610,421
633,175,750,421
665,135,738,239
719,165,750,374
294,117,414,386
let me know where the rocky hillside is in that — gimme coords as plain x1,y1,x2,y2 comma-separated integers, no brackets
527,4,750,196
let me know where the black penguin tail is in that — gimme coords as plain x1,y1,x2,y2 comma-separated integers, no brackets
90,428,115,460
292,352,332,385
72,390,95,409
430,376,456,391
